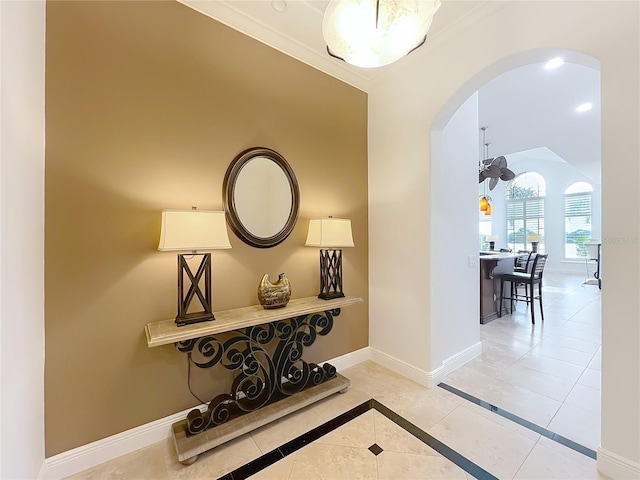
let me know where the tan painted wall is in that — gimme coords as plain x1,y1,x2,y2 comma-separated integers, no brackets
45,1,368,457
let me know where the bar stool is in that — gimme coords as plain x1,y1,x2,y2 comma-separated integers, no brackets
499,254,548,324
514,251,532,273
512,251,533,302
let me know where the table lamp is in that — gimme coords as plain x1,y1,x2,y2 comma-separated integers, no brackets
486,235,498,251
158,208,231,326
529,234,542,253
305,217,354,299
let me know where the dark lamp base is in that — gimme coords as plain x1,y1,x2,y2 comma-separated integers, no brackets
175,253,216,327
317,249,346,301
175,312,216,327
318,292,346,300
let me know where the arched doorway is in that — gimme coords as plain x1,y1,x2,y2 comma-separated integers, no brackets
429,46,602,456
367,4,639,477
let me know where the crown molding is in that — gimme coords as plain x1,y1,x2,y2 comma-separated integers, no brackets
178,0,373,92
178,1,507,94
368,1,516,89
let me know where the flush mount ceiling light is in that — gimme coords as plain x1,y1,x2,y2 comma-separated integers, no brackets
544,57,564,69
322,0,441,68
576,102,593,112
271,0,287,13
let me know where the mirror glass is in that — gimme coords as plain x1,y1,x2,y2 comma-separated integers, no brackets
234,157,292,238
223,148,299,248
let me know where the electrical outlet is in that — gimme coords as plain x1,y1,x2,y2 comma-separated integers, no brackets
468,255,477,267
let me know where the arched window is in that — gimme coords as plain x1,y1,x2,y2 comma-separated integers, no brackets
506,172,546,252
564,182,593,258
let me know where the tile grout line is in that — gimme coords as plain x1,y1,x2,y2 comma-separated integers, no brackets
547,379,601,429
531,342,601,364
512,437,539,480
437,382,597,460
500,360,580,405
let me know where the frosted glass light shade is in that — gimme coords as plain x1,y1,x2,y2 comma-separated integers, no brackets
306,218,354,248
158,210,231,251
322,0,441,68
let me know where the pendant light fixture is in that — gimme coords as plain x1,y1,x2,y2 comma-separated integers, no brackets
479,194,492,215
322,0,441,69
479,127,491,213
479,195,489,212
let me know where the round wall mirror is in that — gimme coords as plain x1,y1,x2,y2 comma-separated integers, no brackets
223,147,300,248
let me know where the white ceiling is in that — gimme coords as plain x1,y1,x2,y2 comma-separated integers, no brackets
479,62,601,183
180,0,601,183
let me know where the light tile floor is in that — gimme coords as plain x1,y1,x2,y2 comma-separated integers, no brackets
445,272,602,452
65,273,605,480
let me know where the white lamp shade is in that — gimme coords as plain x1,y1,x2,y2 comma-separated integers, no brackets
322,0,441,68
585,241,600,259
486,235,498,242
158,210,231,251
306,218,354,248
529,234,542,242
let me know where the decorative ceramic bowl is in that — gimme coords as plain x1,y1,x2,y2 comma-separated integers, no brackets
257,273,291,309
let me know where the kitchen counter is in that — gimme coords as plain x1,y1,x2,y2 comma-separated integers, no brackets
479,251,518,259
479,252,518,323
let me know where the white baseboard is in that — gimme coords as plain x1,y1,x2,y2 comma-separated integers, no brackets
37,460,47,480
321,346,372,372
597,446,640,479
44,404,205,480
369,342,482,387
43,347,372,480
440,341,483,382
369,348,432,386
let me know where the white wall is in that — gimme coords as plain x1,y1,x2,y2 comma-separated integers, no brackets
367,85,432,371
0,1,46,478
368,2,639,477
430,93,480,369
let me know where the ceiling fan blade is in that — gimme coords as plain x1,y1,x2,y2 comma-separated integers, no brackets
489,176,499,190
494,156,507,168
479,172,486,183
482,158,494,166
484,165,501,178
500,168,516,181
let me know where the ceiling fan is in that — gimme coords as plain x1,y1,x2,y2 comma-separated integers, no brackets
478,127,515,190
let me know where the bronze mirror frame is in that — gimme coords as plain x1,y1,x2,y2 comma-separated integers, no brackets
223,147,300,248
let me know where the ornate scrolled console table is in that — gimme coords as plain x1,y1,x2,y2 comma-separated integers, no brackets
145,295,363,465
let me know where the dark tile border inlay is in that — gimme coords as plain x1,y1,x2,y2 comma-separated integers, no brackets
368,443,383,455
438,382,598,460
219,398,498,480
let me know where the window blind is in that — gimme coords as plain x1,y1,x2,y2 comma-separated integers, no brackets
565,193,591,217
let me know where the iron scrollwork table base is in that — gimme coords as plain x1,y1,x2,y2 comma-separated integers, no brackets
145,296,363,465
